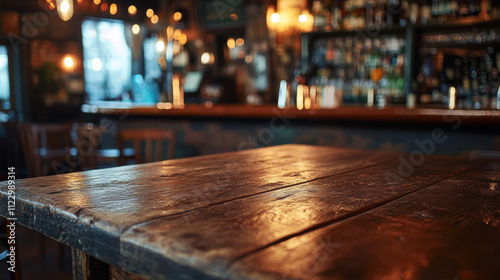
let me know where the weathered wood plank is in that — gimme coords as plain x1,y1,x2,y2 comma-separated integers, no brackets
0,145,396,278
71,247,110,280
228,163,500,280
0,145,490,280
116,157,484,279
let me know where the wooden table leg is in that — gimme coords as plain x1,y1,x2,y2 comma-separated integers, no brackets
71,248,110,280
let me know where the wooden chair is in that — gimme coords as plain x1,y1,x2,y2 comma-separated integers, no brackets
18,123,74,177
117,129,176,165
17,123,73,270
71,122,123,170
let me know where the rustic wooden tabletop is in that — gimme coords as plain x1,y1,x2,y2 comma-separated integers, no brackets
1,144,499,280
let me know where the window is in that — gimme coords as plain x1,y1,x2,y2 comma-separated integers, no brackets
0,46,10,109
82,19,132,101
144,35,162,82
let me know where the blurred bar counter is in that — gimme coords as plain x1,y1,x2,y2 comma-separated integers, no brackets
84,102,500,126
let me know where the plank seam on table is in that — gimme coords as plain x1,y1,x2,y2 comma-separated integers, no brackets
225,159,491,270
122,157,400,233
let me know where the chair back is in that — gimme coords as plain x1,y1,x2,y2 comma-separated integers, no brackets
19,123,73,177
117,129,175,165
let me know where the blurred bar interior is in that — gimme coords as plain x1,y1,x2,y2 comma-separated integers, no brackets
1,0,500,180
1,0,500,278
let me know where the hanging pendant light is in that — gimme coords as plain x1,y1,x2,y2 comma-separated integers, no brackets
56,0,74,21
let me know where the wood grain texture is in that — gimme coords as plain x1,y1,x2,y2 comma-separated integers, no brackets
71,247,110,280
0,144,493,280
228,162,500,280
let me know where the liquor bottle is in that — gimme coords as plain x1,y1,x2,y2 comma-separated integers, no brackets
450,0,459,18
409,0,419,24
374,0,386,29
366,0,376,29
420,0,432,24
459,0,470,17
469,0,481,16
342,0,354,30
400,0,410,26
312,0,325,31
331,0,342,30
431,0,439,19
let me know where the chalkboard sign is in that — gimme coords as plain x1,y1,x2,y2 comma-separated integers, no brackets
197,0,245,29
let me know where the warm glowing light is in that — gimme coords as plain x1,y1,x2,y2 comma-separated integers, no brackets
91,58,102,71
271,13,280,23
304,86,311,109
166,26,174,40
151,15,159,24
132,24,140,35
56,0,73,21
297,85,304,110
298,13,307,23
245,55,253,64
236,38,244,47
110,3,117,15
60,1,69,12
173,29,181,40
173,75,180,108
449,87,456,110
230,13,238,21
156,39,165,52
146,9,154,18
93,0,101,5
173,12,182,21
62,55,74,70
100,3,108,12
48,1,56,10
201,52,210,64
227,38,235,48
180,34,187,45
128,5,137,15
77,0,83,4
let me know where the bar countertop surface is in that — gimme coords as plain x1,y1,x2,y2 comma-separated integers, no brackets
1,144,499,279
83,102,500,126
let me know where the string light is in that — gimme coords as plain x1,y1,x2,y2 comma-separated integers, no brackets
128,5,137,16
132,24,140,35
236,38,244,46
146,9,154,18
93,0,101,5
110,3,117,15
151,15,159,24
173,29,181,40
180,34,187,45
173,12,182,21
62,55,74,70
227,38,235,48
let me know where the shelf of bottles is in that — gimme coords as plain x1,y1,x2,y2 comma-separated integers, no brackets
293,0,500,110
307,34,406,108
309,0,500,32
416,23,500,109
